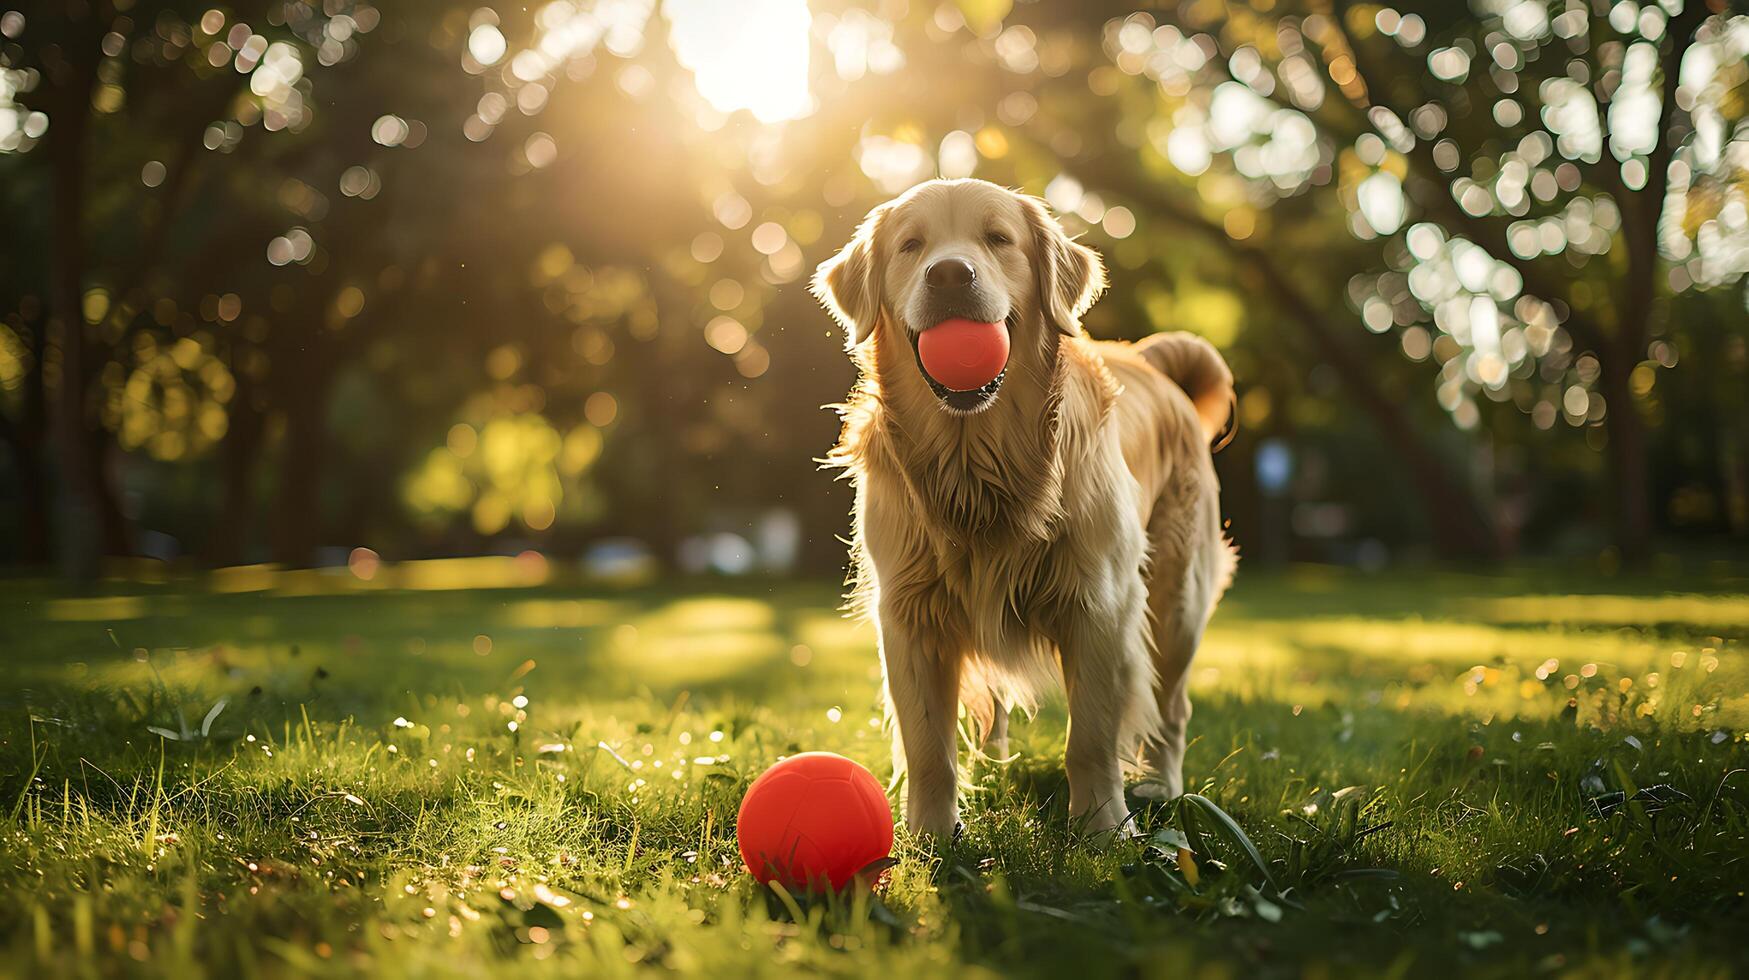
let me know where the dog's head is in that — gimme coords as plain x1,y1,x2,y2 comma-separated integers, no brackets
812,178,1105,414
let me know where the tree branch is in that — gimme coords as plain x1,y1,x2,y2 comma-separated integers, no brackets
1080,158,1497,556
1326,0,1616,353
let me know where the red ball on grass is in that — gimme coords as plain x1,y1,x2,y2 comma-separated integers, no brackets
736,752,894,891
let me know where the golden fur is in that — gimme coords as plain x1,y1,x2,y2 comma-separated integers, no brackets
813,179,1235,836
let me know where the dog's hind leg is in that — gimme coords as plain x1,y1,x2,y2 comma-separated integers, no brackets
1138,613,1198,800
985,700,1010,760
1138,493,1228,800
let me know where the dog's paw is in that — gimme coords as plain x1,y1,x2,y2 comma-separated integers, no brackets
904,820,964,854
1071,796,1145,845
904,807,963,843
1131,778,1183,801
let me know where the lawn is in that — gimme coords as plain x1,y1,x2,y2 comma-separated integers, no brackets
2,561,1746,978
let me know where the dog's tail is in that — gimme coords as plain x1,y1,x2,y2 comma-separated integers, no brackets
1135,332,1236,450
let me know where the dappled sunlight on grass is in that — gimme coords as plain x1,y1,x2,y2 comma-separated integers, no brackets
198,554,646,597
791,609,875,657
645,596,780,635
1,567,1745,977
611,626,786,688
41,595,149,622
1461,593,1749,629
1197,609,1746,731
500,598,632,630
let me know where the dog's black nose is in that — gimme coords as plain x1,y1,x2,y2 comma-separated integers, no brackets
926,257,976,291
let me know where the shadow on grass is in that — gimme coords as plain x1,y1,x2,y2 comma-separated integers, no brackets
899,695,1743,978
2,570,1747,977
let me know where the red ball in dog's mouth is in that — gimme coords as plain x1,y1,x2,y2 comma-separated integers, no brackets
916,318,1009,392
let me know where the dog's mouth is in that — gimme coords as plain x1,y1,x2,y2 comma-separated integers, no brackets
910,315,1011,413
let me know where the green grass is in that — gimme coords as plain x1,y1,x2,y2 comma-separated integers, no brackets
2,561,1747,978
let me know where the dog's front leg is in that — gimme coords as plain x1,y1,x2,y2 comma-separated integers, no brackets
878,605,962,838
1058,584,1149,837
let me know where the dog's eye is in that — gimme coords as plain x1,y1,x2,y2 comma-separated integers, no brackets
985,231,1012,248
899,238,923,254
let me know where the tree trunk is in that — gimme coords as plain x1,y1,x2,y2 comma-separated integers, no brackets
45,34,104,582
16,442,51,563
1225,262,1499,560
85,424,131,557
210,378,266,566
270,375,333,566
1600,355,1652,563
1590,0,1702,566
0,417,50,564
1,322,50,563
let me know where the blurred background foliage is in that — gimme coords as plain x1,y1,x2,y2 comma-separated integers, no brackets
1,0,1746,579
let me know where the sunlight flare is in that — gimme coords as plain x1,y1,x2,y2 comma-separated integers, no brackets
665,0,812,123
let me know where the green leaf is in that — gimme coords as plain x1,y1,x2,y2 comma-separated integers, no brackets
1150,826,1192,852
1332,868,1401,881
1182,794,1278,894
1248,887,1283,923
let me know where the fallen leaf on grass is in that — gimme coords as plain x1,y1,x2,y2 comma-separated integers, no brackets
1176,847,1200,887
1586,784,1692,818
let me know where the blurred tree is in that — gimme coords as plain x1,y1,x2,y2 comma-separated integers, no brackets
4,0,1744,574
1335,0,1740,562
1,0,395,572
0,209,50,564
1055,0,1745,560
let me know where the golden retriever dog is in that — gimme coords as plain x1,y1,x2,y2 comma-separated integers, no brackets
812,178,1236,838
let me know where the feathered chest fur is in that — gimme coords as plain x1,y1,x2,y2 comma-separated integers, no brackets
831,327,1135,641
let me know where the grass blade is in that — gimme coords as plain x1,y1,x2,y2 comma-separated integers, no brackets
201,696,230,738
1182,794,1278,894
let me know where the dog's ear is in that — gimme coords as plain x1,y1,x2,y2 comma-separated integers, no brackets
812,203,889,350
1023,195,1106,336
